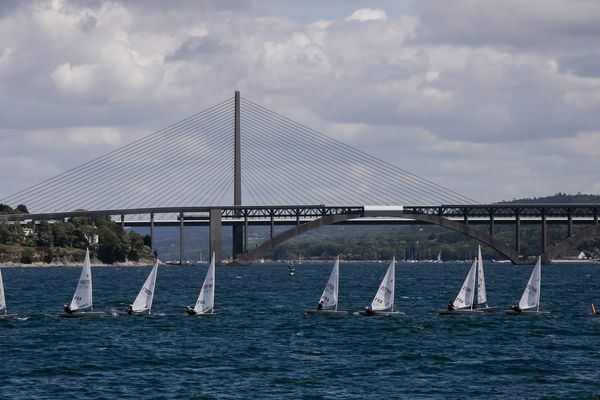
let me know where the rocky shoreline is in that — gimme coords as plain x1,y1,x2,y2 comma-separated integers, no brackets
0,259,161,267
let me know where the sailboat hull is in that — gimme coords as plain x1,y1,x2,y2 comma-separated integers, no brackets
356,310,405,317
191,312,217,317
304,309,348,316
505,309,550,315
60,311,106,318
0,313,17,320
439,309,485,315
115,310,150,316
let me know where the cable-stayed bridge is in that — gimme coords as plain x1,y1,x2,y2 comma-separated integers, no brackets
1,92,599,264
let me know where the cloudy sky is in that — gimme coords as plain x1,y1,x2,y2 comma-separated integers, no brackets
1,0,600,205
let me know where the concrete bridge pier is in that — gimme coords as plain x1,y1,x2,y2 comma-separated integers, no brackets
515,208,521,254
179,211,184,265
541,208,547,252
150,212,155,251
210,209,222,265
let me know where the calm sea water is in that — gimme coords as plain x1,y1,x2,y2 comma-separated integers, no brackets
1,261,599,399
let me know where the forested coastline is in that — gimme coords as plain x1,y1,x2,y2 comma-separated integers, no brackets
0,204,153,265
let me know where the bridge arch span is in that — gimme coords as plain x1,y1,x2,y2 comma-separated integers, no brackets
392,213,523,264
539,223,600,263
237,212,361,264
239,211,525,265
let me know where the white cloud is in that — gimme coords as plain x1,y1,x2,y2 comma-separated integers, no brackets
51,62,99,95
24,126,124,149
346,8,387,22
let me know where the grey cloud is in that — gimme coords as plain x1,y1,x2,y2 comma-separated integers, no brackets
167,36,231,61
411,0,600,49
558,54,600,78
0,0,21,18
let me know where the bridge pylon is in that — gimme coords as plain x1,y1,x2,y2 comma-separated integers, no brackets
232,90,245,262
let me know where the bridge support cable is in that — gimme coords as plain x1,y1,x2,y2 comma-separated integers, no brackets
241,116,405,205
241,103,429,205
240,98,477,206
1,100,235,212
1,99,232,202
242,132,348,204
1,99,232,209
62,105,234,210
135,139,233,209
76,113,235,211
242,97,476,204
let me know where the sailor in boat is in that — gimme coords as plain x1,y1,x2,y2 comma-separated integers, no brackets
63,304,74,314
127,305,133,315
186,305,197,315
447,301,455,311
510,305,522,313
317,301,324,310
364,306,376,316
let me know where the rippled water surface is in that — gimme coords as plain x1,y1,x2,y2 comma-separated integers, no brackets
1,261,600,399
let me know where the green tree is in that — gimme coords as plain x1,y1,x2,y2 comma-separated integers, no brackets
52,223,69,247
36,221,54,247
97,225,128,263
127,232,146,261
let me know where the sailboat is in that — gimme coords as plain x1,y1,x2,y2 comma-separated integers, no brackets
440,245,495,314
186,252,216,315
435,251,443,263
305,256,348,315
125,259,158,315
0,269,16,320
288,261,295,276
62,248,105,317
506,256,549,315
358,257,404,316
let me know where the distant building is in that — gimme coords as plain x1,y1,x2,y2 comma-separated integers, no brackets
85,234,99,245
562,250,589,260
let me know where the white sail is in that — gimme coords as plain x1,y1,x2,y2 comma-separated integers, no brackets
0,269,6,315
476,245,487,305
319,256,339,310
194,252,215,314
131,260,158,313
371,258,395,311
70,248,93,311
436,251,442,263
453,259,476,309
518,257,541,311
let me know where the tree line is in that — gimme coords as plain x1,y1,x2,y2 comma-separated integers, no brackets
0,204,152,264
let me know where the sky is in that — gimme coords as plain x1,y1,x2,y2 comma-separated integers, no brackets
1,0,600,205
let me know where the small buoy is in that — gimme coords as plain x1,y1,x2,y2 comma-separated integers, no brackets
592,303,597,315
